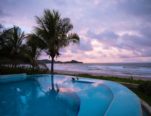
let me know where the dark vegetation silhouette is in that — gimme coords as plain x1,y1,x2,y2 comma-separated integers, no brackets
0,9,80,73
34,9,79,74
0,26,26,67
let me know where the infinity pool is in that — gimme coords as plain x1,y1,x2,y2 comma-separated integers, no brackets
0,74,142,116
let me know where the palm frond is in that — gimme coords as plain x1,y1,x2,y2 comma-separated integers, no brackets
34,9,80,58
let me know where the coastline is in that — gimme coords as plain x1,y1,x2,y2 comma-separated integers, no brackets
54,69,151,81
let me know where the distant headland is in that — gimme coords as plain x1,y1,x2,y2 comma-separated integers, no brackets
37,59,83,64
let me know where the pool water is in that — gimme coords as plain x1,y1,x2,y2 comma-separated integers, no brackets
0,74,142,116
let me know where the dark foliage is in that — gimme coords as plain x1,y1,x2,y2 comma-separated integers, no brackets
0,66,48,75
138,81,151,96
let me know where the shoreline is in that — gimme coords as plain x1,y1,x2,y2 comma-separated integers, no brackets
54,70,151,81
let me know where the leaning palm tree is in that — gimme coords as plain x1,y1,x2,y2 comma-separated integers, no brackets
35,9,80,74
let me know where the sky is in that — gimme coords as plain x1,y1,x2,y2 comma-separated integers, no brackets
1,0,151,63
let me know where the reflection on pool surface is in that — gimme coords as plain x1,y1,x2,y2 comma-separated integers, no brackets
0,74,142,116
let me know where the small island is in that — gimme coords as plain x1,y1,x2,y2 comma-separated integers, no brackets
63,60,83,64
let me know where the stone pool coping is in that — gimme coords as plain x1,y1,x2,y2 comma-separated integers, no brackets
141,99,151,115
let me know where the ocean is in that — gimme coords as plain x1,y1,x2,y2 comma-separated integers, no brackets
47,63,151,79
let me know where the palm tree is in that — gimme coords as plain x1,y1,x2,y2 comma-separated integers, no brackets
0,26,25,66
0,24,4,47
34,9,80,74
0,25,8,57
0,24,3,33
22,33,45,68
0,25,14,63
0,24,4,64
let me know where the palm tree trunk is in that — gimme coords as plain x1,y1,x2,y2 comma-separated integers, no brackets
51,56,55,91
51,56,54,74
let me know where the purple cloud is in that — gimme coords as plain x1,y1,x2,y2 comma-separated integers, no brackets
1,0,151,62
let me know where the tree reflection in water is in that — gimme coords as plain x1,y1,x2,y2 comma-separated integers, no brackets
0,75,80,116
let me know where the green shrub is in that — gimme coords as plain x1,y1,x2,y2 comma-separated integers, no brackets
138,81,151,96
0,66,49,74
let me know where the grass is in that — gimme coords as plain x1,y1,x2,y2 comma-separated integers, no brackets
68,73,146,84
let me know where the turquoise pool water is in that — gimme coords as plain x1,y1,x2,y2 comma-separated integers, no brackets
0,74,142,116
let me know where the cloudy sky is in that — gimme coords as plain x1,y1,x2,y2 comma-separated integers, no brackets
1,0,151,63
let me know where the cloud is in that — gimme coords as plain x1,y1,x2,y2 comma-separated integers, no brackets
118,0,151,19
87,28,151,59
0,9,7,17
77,39,93,51
1,0,151,62
59,38,93,55
88,30,119,44
0,4,11,19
